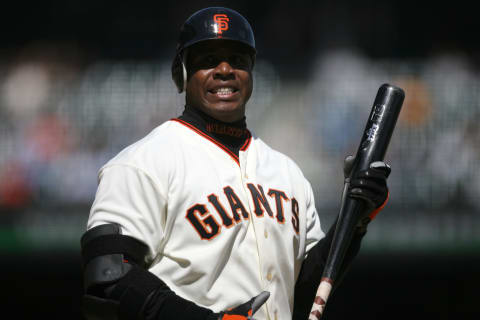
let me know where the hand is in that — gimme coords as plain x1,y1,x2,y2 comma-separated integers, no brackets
212,291,270,320
343,155,391,229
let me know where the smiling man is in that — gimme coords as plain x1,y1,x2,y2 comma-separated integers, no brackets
80,7,391,320
185,40,254,122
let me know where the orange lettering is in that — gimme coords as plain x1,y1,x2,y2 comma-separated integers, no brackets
214,14,229,34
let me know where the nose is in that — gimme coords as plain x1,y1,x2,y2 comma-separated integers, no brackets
213,60,234,80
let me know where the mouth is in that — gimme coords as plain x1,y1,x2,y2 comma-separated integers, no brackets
208,87,239,99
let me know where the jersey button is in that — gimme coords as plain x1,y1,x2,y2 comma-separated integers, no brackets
266,272,273,281
264,229,268,238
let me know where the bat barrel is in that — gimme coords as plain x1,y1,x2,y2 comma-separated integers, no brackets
309,84,404,319
324,84,404,280
324,84,404,281
354,83,405,172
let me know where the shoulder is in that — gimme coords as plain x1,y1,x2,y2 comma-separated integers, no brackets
253,137,307,179
100,120,187,174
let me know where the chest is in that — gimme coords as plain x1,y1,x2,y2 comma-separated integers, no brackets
149,134,310,315
167,142,303,242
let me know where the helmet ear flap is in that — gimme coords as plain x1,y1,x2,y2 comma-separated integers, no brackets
182,51,188,93
171,51,189,93
171,53,184,93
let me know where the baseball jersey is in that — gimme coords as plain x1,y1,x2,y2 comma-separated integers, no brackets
87,106,325,320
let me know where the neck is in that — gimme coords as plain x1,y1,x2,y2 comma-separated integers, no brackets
177,105,250,156
184,102,246,123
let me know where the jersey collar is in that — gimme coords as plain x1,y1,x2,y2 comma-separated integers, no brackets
173,105,252,163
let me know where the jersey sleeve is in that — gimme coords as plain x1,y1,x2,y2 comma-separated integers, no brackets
87,163,167,261
304,179,324,257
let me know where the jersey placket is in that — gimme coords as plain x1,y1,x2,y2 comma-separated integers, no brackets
238,145,273,320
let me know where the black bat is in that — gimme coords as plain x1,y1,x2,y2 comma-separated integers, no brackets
308,83,405,320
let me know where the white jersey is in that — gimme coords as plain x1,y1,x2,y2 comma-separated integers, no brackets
88,118,324,320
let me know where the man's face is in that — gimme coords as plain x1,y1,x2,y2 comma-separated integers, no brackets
185,40,254,123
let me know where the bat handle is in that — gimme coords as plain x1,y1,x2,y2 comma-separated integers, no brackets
308,278,334,320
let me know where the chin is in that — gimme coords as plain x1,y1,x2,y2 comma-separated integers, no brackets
208,104,245,121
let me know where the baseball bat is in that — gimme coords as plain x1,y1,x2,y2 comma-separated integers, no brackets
308,83,405,320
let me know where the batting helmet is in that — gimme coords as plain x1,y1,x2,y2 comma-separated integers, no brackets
171,7,256,93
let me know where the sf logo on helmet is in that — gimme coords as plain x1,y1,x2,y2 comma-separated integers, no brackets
213,14,229,34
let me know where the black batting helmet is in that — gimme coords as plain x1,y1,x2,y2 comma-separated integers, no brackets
171,7,256,93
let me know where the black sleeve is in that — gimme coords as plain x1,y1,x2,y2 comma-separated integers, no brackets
291,220,366,320
80,223,216,320
96,262,216,320
142,281,216,320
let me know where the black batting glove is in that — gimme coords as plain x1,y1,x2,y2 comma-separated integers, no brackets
208,291,270,320
343,155,391,230
348,161,391,209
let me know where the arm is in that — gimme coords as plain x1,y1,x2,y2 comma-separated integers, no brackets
81,224,269,320
81,223,211,320
292,156,391,320
82,165,268,320
292,219,365,320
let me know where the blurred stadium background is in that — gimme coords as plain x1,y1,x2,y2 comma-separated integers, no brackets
0,1,478,319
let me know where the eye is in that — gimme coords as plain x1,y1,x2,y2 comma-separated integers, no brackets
230,54,251,69
189,53,216,68
205,55,216,64
195,54,219,69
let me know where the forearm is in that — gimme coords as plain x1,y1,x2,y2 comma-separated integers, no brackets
292,221,365,320
81,223,215,320
143,283,214,320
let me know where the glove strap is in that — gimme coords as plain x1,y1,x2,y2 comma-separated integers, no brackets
221,315,249,320
368,191,389,220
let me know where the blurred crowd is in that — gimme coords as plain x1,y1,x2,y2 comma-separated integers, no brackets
303,49,480,213
0,44,479,226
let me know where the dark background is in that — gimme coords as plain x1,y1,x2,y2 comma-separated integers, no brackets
2,251,479,319
3,1,480,70
1,1,479,319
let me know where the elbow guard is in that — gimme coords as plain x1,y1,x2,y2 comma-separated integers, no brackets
80,224,164,320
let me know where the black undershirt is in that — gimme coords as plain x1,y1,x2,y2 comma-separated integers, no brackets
178,105,250,157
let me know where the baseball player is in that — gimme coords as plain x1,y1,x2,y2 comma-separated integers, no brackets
80,7,391,320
